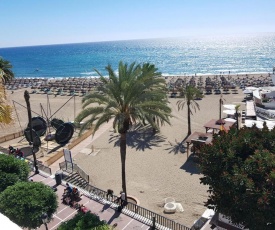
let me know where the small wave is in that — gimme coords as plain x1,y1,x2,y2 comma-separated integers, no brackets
80,71,97,75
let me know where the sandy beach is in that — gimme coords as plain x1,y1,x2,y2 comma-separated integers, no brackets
1,73,269,227
71,90,246,227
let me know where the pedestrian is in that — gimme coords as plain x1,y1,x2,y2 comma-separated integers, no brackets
64,183,73,194
120,191,126,207
107,189,114,201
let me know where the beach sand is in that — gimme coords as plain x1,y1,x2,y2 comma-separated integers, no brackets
72,91,245,227
1,73,267,227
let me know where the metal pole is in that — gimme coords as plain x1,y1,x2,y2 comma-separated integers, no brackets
152,216,156,229
219,95,222,119
24,90,39,174
74,95,76,121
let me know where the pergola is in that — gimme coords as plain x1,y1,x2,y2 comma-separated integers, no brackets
203,119,236,134
185,132,213,158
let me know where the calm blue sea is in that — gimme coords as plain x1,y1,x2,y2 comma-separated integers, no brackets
1,33,275,78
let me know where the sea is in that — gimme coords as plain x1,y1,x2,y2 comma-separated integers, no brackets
1,33,275,79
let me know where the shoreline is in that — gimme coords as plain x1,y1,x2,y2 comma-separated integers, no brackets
9,71,272,80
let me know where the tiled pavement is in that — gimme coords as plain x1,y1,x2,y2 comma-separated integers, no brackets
30,173,150,230
2,121,165,229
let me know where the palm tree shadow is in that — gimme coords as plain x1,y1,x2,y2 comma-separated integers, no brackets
164,134,189,155
108,125,167,151
164,141,186,155
180,155,201,175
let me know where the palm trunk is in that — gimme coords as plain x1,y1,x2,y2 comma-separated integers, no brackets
120,132,127,199
24,90,39,174
219,97,222,119
187,101,191,135
235,112,239,130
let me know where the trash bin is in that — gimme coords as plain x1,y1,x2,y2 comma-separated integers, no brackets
55,171,62,185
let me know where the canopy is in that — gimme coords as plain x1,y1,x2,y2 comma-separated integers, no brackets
223,110,235,115
243,89,253,94
245,120,275,130
0,213,21,230
223,104,236,110
224,118,236,122
245,86,258,90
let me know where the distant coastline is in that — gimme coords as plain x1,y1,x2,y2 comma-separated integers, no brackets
1,34,275,78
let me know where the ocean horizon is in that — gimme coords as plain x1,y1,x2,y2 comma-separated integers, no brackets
1,33,275,78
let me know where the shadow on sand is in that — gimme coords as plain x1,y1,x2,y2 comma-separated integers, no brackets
108,124,166,151
180,154,201,175
164,140,186,155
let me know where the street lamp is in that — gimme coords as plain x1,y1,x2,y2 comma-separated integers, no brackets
41,212,49,230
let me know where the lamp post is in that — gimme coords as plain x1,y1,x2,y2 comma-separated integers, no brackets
24,90,39,174
41,212,49,230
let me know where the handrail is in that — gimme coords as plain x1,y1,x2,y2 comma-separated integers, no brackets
84,183,191,230
28,159,52,175
58,164,191,230
59,161,89,183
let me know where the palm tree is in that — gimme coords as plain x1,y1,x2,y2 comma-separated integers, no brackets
0,57,14,84
177,85,202,136
0,90,12,124
0,57,14,124
75,62,171,197
235,104,241,130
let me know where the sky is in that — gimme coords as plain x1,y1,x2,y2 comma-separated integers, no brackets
1,0,275,48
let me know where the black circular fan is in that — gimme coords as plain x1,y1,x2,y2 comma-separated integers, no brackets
55,123,74,145
27,117,47,136
24,128,41,147
51,118,64,130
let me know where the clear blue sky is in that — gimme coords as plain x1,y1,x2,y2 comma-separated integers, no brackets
1,0,275,48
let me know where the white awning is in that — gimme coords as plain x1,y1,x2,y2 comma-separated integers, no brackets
246,101,256,117
0,213,22,230
243,89,253,94
245,120,275,130
224,118,236,122
223,110,235,115
223,104,236,110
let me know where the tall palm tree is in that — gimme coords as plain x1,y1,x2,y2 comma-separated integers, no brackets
177,85,202,136
0,57,14,124
75,62,171,197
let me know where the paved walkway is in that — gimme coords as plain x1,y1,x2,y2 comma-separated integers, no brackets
1,123,165,229
30,173,150,230
30,121,152,230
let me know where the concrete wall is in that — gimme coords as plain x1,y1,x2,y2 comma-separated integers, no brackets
0,131,24,144
45,129,94,166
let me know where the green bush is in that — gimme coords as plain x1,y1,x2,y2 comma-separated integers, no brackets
199,125,275,229
58,212,110,230
0,182,58,229
0,154,29,192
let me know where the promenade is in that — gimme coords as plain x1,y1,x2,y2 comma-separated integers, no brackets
32,121,154,229
0,121,152,230
30,173,150,230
